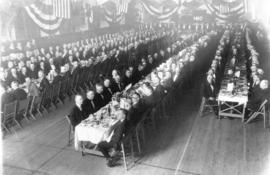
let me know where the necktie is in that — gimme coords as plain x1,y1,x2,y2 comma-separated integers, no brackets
108,88,112,94
100,94,104,100
91,100,95,109
118,83,121,91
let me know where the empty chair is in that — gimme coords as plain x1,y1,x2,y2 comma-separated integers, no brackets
1,101,20,133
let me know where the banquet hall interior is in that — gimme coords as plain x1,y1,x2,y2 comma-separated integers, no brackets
1,0,270,175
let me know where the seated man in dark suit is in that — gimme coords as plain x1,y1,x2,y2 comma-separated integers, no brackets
95,83,106,108
202,74,218,116
97,109,127,167
82,90,98,116
111,75,124,93
38,70,50,92
10,81,27,101
247,80,269,112
1,87,15,108
51,70,63,85
127,92,148,127
122,69,132,88
69,95,85,127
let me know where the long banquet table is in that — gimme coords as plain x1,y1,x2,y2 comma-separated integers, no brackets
217,60,249,121
74,32,216,152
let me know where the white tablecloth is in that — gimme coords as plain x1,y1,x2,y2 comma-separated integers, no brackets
74,121,115,150
218,93,248,104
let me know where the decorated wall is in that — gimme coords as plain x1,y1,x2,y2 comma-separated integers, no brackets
0,0,253,42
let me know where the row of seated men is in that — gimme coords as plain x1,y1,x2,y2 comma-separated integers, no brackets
0,50,169,109
0,30,175,88
0,28,191,110
202,28,269,118
67,31,213,167
67,30,217,165
70,70,174,167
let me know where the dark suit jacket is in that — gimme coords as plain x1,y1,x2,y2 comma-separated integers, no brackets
82,98,97,116
69,105,85,127
122,76,132,88
202,81,216,99
110,120,126,144
12,88,27,101
111,80,124,93
95,93,106,109
52,75,63,85
28,69,38,79
40,78,50,92
1,92,16,108
248,88,269,110
127,100,148,127
103,87,113,103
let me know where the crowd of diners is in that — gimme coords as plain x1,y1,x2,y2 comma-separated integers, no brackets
202,25,269,119
0,26,185,107
71,31,215,167
1,24,206,133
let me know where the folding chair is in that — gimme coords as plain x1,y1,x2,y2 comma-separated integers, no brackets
60,78,69,102
29,95,44,119
51,82,63,108
1,101,20,133
198,97,218,117
66,76,75,98
72,74,80,94
41,87,52,112
17,97,31,122
245,100,268,128
120,129,135,171
65,115,74,146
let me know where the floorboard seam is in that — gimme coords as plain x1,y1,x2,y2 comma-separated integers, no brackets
174,104,201,175
138,162,201,175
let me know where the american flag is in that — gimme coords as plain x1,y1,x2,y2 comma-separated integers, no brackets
52,0,71,19
116,0,130,15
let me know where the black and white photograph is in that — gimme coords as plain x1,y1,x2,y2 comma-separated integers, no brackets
0,0,270,174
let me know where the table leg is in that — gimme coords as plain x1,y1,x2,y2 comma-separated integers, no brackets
242,103,246,123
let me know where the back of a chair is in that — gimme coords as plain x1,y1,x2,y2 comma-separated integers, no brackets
258,99,268,112
31,95,43,111
51,82,61,98
65,115,74,131
3,101,17,123
60,78,68,95
17,97,30,114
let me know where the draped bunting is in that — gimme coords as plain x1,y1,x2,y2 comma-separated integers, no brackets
104,8,125,24
140,0,180,22
103,1,125,25
24,0,64,34
204,0,245,23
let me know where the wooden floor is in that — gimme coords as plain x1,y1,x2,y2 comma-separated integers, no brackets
2,84,270,175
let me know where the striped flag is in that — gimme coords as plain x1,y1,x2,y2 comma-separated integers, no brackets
116,0,130,15
52,0,71,19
